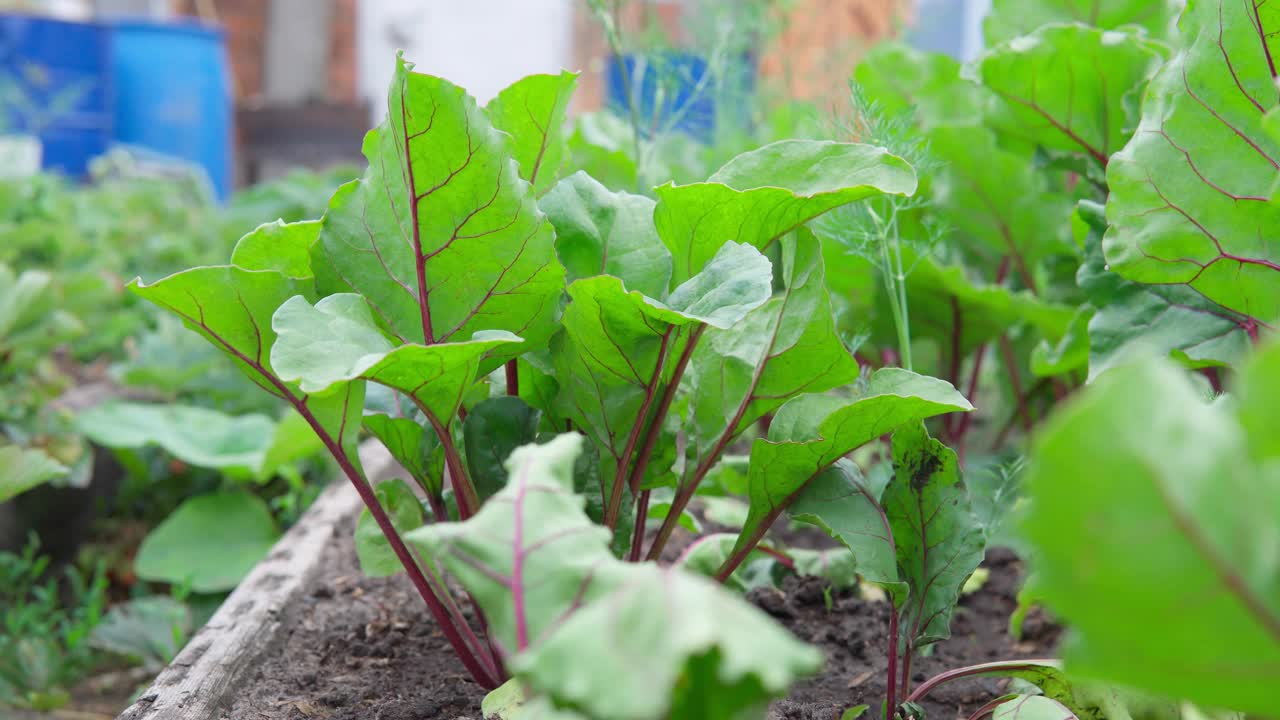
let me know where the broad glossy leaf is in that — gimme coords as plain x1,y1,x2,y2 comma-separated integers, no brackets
676,533,767,592
984,0,1181,44
789,548,859,589
972,25,1166,164
686,230,859,464
543,171,671,298
0,446,66,503
406,434,616,653
130,267,365,464
655,140,916,283
313,55,564,361
729,370,972,565
886,253,1076,369
409,434,819,720
1031,306,1092,377
271,293,522,426
1105,0,1280,321
853,43,987,128
464,396,541,502
883,423,984,649
511,561,821,720
76,402,276,475
355,477,426,577
484,71,578,196
554,242,772,485
789,461,899,596
363,385,443,494
1076,201,1251,378
927,124,1074,268
1023,356,1280,714
229,219,319,278
134,492,280,592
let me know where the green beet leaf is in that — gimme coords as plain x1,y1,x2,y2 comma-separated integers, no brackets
554,241,772,490
313,55,565,365
270,293,522,429
1104,0,1280,322
1076,201,1251,379
984,0,1181,45
363,385,444,496
484,71,578,197
511,561,822,720
878,252,1076,372
925,124,1074,270
852,43,988,129
883,422,985,649
685,230,859,466
130,265,365,467
229,219,319,279
463,396,542,503
406,434,617,654
543,171,671,298
134,492,280,593
0,446,66,503
76,402,276,477
408,434,820,720
355,477,426,577
726,370,972,573
971,24,1166,165
655,139,917,284
789,461,899,597
1022,352,1280,714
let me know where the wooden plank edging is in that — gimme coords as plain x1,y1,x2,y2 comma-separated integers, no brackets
116,441,396,720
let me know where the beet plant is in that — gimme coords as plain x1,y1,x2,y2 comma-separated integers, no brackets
130,50,985,718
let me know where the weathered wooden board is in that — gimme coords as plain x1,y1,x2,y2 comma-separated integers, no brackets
116,441,394,720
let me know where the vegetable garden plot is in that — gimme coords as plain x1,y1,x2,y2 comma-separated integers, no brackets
120,0,1279,718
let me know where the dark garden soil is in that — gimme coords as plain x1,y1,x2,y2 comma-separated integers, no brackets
226,519,1058,720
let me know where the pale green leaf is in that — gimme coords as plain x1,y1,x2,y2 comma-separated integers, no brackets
0,446,66,503
543,171,671,298
1104,0,1280,321
355,478,426,577
485,71,579,196
884,423,985,648
728,370,972,570
984,0,1181,44
76,402,276,476
135,492,280,593
230,219,319,278
313,56,564,365
686,230,859,465
271,293,522,426
655,140,917,284
1023,355,1280,714
972,25,1166,163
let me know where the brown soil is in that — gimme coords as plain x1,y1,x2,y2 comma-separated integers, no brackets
227,521,1057,720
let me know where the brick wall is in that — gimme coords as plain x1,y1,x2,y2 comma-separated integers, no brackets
572,0,910,111
175,0,357,102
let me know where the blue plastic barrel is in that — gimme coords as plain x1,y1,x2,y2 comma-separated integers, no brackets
0,15,112,178
107,18,232,200
605,51,755,141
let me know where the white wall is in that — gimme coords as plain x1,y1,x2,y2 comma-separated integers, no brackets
357,0,576,124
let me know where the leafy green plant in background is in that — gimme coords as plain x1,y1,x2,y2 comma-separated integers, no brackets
0,536,107,711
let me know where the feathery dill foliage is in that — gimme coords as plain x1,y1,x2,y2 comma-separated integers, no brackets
815,84,947,372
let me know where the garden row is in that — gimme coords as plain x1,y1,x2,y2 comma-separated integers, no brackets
0,156,354,713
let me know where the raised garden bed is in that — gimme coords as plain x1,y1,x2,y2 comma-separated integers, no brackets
115,438,1055,720
114,441,395,720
